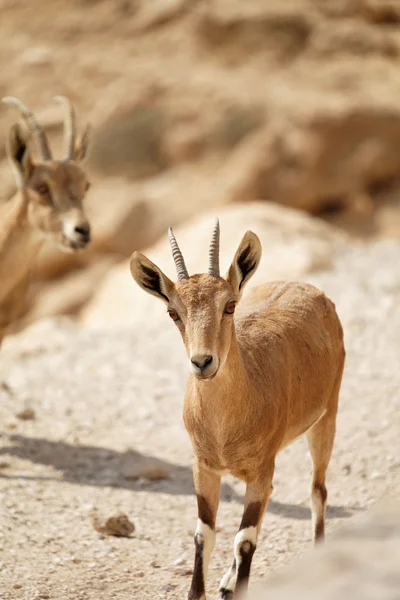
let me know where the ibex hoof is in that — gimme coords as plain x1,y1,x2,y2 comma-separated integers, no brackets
219,588,234,599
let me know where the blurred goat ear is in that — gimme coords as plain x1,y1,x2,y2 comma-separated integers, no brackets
7,123,33,187
74,123,91,163
130,251,175,304
226,231,262,297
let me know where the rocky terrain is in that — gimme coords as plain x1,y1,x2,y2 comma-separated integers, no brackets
1,1,400,599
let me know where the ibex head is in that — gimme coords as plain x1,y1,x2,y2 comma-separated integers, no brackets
3,96,91,251
130,219,262,380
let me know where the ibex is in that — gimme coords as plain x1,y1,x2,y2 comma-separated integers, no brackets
130,220,345,599
0,96,91,344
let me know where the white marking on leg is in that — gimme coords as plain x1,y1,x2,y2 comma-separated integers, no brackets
234,526,257,557
219,527,258,595
219,563,236,594
195,519,216,582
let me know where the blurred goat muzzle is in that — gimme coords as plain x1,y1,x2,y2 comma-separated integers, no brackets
62,220,91,250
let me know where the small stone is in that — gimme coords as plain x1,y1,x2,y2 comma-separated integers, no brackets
16,408,36,420
0,382,14,395
370,470,384,480
90,509,135,537
151,561,161,568
5,420,17,430
0,461,10,469
13,584,23,589
177,567,193,576
161,584,177,592
123,466,170,481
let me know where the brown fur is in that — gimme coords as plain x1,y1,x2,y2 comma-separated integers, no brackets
184,280,344,480
0,111,91,344
130,229,345,599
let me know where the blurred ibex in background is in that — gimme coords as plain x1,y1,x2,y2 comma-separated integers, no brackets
130,220,345,600
0,96,91,346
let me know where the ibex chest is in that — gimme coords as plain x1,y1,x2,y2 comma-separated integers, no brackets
184,401,277,481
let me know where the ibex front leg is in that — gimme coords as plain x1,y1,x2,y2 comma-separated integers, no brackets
219,461,275,599
188,460,221,600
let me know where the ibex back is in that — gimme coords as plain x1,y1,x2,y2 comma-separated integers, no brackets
0,96,91,344
130,220,345,600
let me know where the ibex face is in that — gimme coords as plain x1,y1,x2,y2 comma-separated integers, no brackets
130,220,262,380
3,96,91,251
166,274,237,380
20,159,90,251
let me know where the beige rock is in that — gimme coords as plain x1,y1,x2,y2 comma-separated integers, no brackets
81,201,345,328
195,1,314,63
252,498,400,600
22,258,116,326
361,1,400,25
88,104,167,180
224,106,400,219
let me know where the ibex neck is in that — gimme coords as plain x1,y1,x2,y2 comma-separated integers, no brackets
0,192,44,300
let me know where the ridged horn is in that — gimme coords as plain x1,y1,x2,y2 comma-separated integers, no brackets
54,96,76,161
1,96,52,160
208,217,220,277
168,227,189,281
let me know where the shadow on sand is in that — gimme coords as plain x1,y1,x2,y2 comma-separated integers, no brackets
0,433,354,520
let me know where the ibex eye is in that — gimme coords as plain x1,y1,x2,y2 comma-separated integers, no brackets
168,309,180,322
225,301,236,315
38,184,49,195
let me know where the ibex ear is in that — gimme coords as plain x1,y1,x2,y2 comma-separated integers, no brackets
226,231,262,297
7,123,33,187
74,123,91,163
130,251,175,304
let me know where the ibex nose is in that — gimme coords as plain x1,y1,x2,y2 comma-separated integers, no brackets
191,355,213,371
74,222,91,244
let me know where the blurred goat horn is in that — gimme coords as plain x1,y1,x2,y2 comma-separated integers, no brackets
2,96,52,160
54,96,76,161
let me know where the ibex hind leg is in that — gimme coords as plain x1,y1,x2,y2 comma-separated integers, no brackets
308,357,344,544
307,391,340,543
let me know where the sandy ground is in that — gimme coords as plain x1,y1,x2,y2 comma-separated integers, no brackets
1,240,400,600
